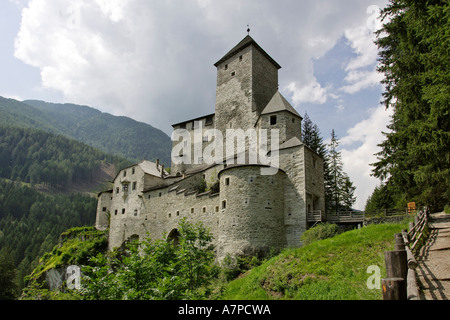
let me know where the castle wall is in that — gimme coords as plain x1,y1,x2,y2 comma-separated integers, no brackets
107,165,222,251
256,110,302,145
251,47,279,116
279,146,307,247
96,191,112,231
217,165,286,260
215,45,253,133
304,147,325,214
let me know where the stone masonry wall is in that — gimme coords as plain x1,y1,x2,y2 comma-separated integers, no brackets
217,165,286,260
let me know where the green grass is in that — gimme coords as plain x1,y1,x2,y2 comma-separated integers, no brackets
27,226,108,283
219,220,411,300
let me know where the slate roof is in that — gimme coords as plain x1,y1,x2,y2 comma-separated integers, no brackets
214,35,281,69
261,91,302,118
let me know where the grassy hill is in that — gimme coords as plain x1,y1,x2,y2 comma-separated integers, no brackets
218,220,411,300
0,96,172,165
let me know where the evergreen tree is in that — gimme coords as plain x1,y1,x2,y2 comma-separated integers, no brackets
302,112,315,149
372,0,449,211
302,112,333,213
326,130,356,213
0,248,18,299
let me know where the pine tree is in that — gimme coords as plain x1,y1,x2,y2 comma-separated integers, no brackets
302,112,334,213
326,130,356,213
372,0,449,211
0,248,18,300
302,111,315,148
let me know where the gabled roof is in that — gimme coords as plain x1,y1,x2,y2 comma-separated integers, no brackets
214,35,281,69
261,91,302,118
138,160,166,177
113,160,166,182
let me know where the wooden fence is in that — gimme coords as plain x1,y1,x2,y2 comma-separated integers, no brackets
307,210,365,224
382,207,429,300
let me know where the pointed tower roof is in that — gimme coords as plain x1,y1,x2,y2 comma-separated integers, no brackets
261,91,302,118
214,35,281,69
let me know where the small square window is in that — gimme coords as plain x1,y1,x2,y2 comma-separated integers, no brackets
132,181,137,190
239,55,243,61
191,208,194,214
102,207,107,212
222,200,227,209
123,170,127,177
114,210,118,216
225,177,230,186
122,208,125,214
134,209,138,216
231,71,236,76
203,207,206,213
270,115,277,125
215,206,219,213
168,213,172,218
176,211,180,216
224,64,228,70
132,167,135,174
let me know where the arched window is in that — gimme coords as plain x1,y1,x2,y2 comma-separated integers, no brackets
167,229,180,247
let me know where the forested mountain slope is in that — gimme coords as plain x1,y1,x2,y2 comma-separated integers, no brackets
0,126,131,191
0,96,172,165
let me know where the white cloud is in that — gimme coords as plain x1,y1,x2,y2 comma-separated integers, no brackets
12,0,389,134
339,23,384,94
340,105,393,210
285,79,328,105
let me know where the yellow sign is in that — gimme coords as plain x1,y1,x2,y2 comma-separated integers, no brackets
407,202,416,214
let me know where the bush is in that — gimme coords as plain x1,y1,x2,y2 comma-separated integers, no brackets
301,223,341,245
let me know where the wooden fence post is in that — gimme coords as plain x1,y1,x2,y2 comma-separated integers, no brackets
395,233,405,251
383,249,408,300
385,250,407,280
382,278,407,300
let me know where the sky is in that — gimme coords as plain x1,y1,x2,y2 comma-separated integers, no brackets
0,0,393,210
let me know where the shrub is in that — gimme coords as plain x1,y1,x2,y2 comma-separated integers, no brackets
301,223,341,245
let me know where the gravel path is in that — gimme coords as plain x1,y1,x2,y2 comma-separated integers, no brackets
416,212,450,300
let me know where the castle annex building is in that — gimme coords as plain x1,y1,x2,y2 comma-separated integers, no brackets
95,35,325,260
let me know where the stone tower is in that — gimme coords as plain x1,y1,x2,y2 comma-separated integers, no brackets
213,35,281,133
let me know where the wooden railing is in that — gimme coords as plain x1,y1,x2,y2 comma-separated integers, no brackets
307,210,364,224
382,207,429,300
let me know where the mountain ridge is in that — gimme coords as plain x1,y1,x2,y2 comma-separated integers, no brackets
0,96,172,166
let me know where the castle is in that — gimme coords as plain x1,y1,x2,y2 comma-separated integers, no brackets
95,34,325,261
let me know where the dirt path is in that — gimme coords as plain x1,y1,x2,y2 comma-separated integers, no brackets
416,212,450,300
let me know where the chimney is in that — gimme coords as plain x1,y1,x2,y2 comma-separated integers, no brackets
161,165,165,178
156,159,159,169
